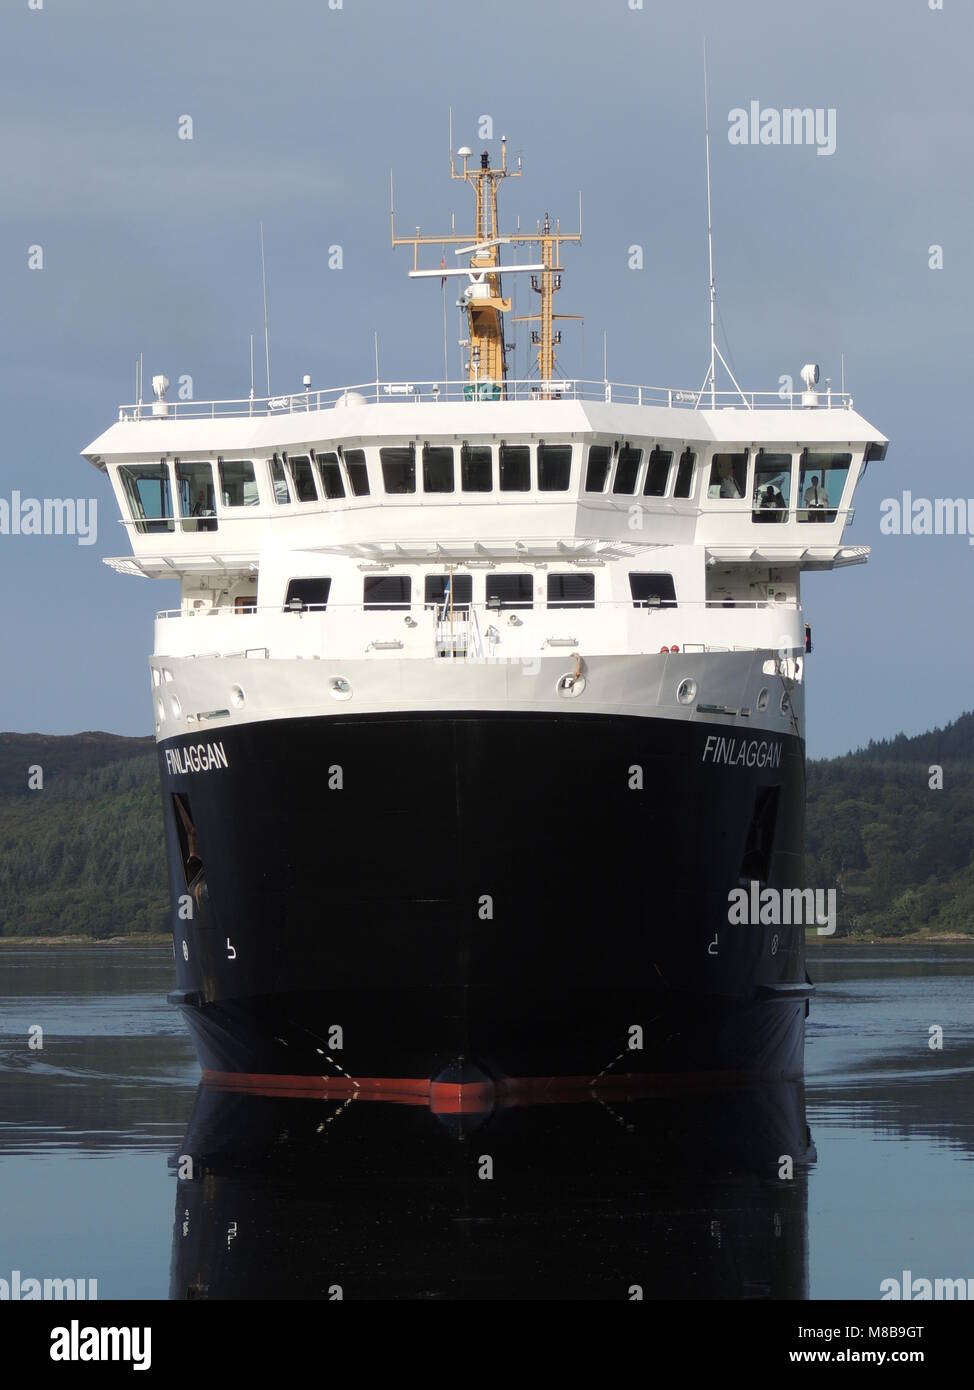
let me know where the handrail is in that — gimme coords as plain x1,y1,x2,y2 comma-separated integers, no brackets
155,597,801,621
118,377,855,422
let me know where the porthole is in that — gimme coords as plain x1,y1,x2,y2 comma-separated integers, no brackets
330,676,352,701
677,678,696,705
756,688,769,712
169,696,181,719
780,690,791,715
230,685,245,708
181,940,189,961
156,699,165,722
152,669,161,688
556,673,586,699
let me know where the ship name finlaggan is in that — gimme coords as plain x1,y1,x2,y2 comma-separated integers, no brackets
702,736,782,769
164,743,229,775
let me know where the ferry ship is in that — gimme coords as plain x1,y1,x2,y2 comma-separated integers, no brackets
82,135,887,1100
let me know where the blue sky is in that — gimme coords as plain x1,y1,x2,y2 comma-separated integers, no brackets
0,0,970,758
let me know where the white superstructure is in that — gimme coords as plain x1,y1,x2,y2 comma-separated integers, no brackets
81,139,887,748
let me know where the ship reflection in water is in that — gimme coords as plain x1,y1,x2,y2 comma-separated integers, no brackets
170,1081,814,1300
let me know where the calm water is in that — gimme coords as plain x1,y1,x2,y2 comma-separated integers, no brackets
0,945,971,1299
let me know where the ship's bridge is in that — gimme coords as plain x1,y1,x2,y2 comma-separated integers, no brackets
83,377,888,581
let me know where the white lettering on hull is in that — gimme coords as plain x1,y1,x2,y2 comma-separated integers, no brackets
701,735,782,770
164,742,229,776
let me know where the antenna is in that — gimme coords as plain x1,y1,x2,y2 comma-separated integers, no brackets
259,222,271,395
696,44,748,411
704,42,715,409
249,333,255,401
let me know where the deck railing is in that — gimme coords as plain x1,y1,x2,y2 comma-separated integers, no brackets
119,378,854,422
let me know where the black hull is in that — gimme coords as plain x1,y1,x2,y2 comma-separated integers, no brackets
160,711,809,1086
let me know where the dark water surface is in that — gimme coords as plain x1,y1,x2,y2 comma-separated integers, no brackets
0,945,970,1299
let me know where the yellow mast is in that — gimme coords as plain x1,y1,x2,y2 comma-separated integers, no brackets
391,134,581,398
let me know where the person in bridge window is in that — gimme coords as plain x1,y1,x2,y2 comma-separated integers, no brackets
717,458,742,498
803,475,829,519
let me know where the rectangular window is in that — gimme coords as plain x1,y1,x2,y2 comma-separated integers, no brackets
424,574,473,611
547,573,595,608
798,451,851,523
363,575,411,609
460,444,492,492
629,573,677,609
613,444,642,494
315,451,346,500
538,443,572,492
422,444,455,493
584,445,611,493
643,447,673,497
499,444,531,491
752,450,792,523
119,463,174,534
708,451,748,501
380,446,416,494
234,594,256,613
270,455,290,504
486,574,533,609
287,454,318,503
343,448,370,496
674,448,696,499
175,461,217,533
285,578,331,611
219,459,258,507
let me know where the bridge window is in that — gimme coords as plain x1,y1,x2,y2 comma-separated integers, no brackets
119,463,174,534
752,451,792,523
343,448,370,496
315,451,345,500
461,444,493,492
629,573,677,609
285,578,331,611
486,574,532,609
613,444,642,494
425,574,473,610
287,454,318,503
798,451,851,522
547,573,595,608
219,459,259,507
364,575,411,609
708,451,748,500
499,444,531,491
643,447,673,497
270,455,290,504
380,446,416,494
538,443,572,492
674,449,696,498
423,445,455,493
584,445,611,493
175,461,217,533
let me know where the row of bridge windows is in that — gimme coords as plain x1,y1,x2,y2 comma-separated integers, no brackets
116,443,855,533
279,572,679,612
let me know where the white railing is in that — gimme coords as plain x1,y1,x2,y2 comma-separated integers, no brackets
153,598,803,664
119,378,854,422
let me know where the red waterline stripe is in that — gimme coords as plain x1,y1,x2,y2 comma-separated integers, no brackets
201,1067,759,1111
